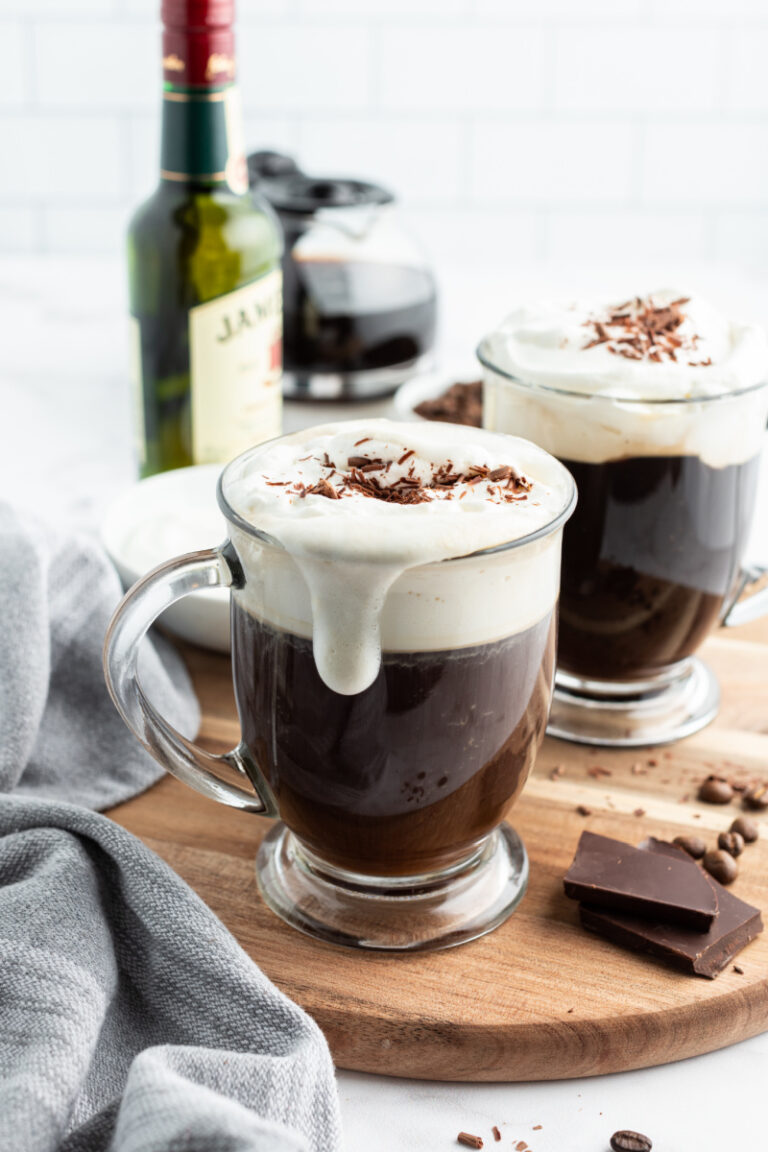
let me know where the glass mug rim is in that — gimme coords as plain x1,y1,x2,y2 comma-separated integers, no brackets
476,338,768,408
216,431,578,564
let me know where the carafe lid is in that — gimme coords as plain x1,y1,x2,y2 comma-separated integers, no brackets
250,161,394,215
247,150,302,184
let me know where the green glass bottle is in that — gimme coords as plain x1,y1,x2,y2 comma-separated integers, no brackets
128,0,283,478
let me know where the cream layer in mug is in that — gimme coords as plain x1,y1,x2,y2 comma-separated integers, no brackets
222,420,574,695
480,290,768,467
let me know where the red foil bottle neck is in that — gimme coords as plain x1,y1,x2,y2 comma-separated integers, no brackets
162,0,236,88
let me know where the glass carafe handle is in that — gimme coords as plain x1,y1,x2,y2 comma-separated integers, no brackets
103,547,277,815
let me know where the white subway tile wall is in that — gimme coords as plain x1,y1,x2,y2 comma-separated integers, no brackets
1,0,767,265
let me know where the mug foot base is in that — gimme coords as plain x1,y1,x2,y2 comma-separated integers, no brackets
255,823,528,952
547,656,720,748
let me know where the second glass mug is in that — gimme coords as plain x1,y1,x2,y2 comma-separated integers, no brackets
479,344,768,748
104,433,576,951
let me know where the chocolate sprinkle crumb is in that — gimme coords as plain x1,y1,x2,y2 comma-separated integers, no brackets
492,1126,501,1142
576,805,592,816
457,1134,483,1149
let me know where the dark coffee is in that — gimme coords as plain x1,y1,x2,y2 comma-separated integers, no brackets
558,453,760,680
282,258,437,376
233,606,556,876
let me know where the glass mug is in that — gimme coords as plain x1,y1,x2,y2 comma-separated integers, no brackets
104,432,576,951
479,343,768,748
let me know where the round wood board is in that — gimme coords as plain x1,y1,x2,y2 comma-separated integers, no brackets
109,620,768,1082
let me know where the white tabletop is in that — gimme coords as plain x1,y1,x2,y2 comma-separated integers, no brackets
3,255,767,1151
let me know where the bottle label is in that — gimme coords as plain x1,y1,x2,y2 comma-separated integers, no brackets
189,269,283,464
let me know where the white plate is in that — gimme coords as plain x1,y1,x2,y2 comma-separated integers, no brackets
100,464,232,653
393,365,482,422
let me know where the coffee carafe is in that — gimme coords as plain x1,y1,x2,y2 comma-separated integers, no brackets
248,151,438,402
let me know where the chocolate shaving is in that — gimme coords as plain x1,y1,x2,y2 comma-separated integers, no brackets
283,444,532,508
582,294,708,367
305,478,339,500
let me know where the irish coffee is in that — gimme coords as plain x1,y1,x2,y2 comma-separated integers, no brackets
479,291,768,743
105,417,576,949
481,292,768,679
221,419,574,880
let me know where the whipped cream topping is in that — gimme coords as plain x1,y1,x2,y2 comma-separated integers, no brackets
482,291,767,399
480,291,768,466
222,420,574,695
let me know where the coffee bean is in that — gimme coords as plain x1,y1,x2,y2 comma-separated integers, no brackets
672,834,706,859
743,783,768,811
698,776,734,804
731,816,759,843
703,848,739,885
610,1130,652,1152
718,831,745,857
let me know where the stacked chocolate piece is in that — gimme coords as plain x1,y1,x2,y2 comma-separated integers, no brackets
564,832,763,978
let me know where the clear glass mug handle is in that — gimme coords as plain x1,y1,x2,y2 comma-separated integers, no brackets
103,546,277,816
722,564,768,628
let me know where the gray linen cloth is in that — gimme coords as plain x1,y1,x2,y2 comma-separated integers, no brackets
0,502,196,808
0,504,342,1152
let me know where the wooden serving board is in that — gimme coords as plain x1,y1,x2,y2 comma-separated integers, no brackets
109,619,768,1082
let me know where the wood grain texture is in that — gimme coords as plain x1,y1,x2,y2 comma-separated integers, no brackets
109,623,768,1082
